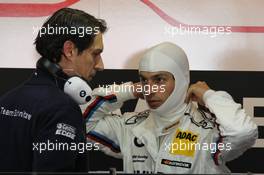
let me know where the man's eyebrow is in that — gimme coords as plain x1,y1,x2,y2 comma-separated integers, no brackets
139,73,167,80
152,74,167,78
93,49,103,54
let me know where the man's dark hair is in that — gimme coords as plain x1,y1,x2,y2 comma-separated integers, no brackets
35,8,107,63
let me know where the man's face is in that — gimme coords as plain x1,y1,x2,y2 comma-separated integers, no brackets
72,32,104,81
139,71,175,109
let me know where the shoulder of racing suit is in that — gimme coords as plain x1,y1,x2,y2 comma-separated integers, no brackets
186,102,216,130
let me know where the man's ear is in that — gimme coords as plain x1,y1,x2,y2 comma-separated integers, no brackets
62,40,77,60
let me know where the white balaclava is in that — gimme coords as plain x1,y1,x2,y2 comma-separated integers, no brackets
139,42,190,128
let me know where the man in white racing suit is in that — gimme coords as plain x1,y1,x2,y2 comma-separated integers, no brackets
84,42,258,174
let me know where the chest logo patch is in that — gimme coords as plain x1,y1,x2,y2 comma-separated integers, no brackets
134,137,145,147
55,123,76,140
169,129,199,157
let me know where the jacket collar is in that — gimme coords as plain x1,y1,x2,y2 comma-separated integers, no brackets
26,68,67,90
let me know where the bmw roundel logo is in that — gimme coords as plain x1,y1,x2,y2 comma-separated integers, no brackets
134,137,145,147
80,90,86,97
57,123,62,129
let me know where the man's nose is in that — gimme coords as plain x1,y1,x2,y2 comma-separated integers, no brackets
144,81,156,95
95,56,104,71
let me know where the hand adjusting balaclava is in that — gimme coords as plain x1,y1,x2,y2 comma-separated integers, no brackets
139,42,190,130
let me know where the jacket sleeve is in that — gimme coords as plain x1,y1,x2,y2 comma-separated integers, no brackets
203,90,258,165
83,82,136,157
32,101,88,172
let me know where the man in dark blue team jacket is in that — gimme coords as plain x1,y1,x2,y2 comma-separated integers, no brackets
0,8,107,172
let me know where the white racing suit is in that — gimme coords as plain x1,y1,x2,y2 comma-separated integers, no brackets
84,86,258,174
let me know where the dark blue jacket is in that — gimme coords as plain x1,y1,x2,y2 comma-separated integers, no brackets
0,68,88,172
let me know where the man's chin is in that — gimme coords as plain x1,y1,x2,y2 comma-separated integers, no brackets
86,77,92,81
87,74,96,81
86,75,95,81
147,102,161,109
149,106,158,109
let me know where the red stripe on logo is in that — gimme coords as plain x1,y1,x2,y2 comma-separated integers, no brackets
140,0,264,33
0,0,80,17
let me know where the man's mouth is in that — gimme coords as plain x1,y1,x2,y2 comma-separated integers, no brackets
147,100,161,108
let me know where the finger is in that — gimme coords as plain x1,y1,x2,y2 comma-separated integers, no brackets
185,86,193,103
191,95,198,102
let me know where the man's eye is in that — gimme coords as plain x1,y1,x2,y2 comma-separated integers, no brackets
155,77,165,84
140,78,148,84
93,53,99,57
93,53,101,59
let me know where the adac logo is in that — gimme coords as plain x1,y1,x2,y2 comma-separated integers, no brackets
170,129,199,157
175,130,198,142
134,137,145,147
